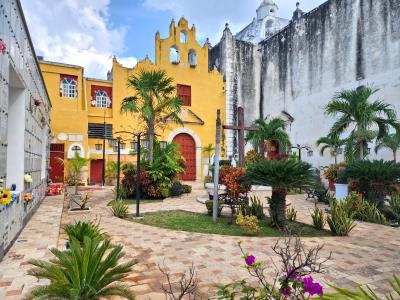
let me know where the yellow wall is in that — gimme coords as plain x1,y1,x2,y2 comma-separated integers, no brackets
41,17,226,182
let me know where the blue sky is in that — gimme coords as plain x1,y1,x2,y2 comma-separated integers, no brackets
21,0,326,79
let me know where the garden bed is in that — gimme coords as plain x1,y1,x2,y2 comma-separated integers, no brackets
133,210,332,237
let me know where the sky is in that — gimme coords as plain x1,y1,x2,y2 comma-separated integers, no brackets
21,0,326,79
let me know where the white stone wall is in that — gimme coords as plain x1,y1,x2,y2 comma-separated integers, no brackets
0,0,51,260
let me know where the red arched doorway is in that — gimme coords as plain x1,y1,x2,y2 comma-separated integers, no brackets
173,133,196,181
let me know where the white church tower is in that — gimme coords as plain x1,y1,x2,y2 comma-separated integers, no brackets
236,0,289,43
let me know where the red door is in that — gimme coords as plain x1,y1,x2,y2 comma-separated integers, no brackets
173,133,196,181
268,140,280,160
50,144,65,183
90,160,104,185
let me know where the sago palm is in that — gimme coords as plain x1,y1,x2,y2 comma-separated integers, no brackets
375,133,400,162
325,86,400,160
26,237,136,300
316,135,346,164
121,69,183,164
203,143,215,175
246,117,291,155
242,159,313,227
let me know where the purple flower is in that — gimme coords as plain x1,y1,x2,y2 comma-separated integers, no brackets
302,276,324,296
245,255,256,266
280,287,291,296
288,269,301,281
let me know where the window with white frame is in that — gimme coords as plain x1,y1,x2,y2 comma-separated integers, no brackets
60,78,78,98
95,91,110,108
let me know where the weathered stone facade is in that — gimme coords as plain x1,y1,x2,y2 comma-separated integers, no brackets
0,0,51,260
211,0,400,166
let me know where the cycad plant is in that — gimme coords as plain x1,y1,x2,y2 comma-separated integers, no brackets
316,135,346,164
64,221,105,246
325,86,400,160
26,236,136,300
246,117,291,155
242,159,313,227
375,133,400,162
121,69,183,164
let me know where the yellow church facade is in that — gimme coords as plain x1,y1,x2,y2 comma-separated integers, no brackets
40,17,226,184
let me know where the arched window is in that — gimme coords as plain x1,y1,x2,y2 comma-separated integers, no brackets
180,30,188,43
170,46,180,64
95,90,111,108
67,143,84,158
60,78,78,98
188,49,197,67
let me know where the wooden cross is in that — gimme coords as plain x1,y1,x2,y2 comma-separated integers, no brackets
223,107,258,167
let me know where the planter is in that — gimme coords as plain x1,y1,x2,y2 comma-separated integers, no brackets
334,183,348,200
67,207,92,215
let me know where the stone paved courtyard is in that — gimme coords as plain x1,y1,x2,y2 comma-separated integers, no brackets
0,182,399,299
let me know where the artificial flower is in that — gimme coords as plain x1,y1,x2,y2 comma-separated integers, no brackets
24,174,33,183
245,255,256,266
1,190,12,205
24,193,33,202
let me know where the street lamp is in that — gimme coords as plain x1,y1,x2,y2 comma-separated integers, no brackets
291,144,313,161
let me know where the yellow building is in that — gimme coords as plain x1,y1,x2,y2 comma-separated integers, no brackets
40,17,226,183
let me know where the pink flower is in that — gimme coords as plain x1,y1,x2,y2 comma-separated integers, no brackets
280,287,291,296
245,255,256,266
302,276,323,296
0,39,6,54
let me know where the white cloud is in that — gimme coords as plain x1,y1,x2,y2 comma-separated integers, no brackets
144,0,326,45
21,0,137,79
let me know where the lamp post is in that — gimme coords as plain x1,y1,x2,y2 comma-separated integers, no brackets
291,144,313,161
116,137,121,200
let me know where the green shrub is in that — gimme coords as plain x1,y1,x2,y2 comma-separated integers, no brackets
111,201,129,219
27,237,136,300
327,200,356,236
236,213,260,234
64,221,105,246
169,182,192,197
342,193,387,225
310,205,326,230
204,175,213,185
239,196,265,219
183,184,192,193
389,193,400,222
205,199,223,216
286,205,297,222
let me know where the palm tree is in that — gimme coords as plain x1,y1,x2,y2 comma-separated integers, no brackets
203,143,215,176
242,159,313,227
246,118,291,156
316,135,346,164
121,69,183,164
26,237,136,299
58,151,90,194
375,133,400,162
325,86,400,160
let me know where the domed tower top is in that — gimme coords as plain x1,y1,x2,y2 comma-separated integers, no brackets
256,0,278,20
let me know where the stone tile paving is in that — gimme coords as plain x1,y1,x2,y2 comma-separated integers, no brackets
1,182,399,299
0,195,64,299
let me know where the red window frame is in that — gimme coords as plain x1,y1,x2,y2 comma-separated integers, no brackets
177,84,191,106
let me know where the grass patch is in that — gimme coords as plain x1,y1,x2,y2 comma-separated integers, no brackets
134,210,332,237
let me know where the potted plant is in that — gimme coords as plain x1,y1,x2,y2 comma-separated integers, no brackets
334,165,348,200
323,162,346,191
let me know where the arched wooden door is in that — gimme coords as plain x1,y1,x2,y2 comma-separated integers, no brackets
173,133,196,181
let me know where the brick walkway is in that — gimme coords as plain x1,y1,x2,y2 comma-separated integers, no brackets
1,183,399,299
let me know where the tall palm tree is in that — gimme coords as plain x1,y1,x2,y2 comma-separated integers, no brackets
121,69,183,164
246,118,291,156
325,86,400,160
242,159,313,227
26,237,135,299
203,143,215,176
316,135,346,164
375,133,400,162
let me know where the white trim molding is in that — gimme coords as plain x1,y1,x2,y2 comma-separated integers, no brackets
167,128,202,180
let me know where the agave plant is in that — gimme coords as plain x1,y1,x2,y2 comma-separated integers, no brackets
242,159,313,227
326,201,356,236
26,237,136,299
111,200,129,219
64,221,105,246
321,274,400,299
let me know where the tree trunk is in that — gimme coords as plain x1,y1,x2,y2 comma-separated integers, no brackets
271,187,287,227
360,144,364,160
148,123,155,165
393,150,397,162
334,153,338,165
